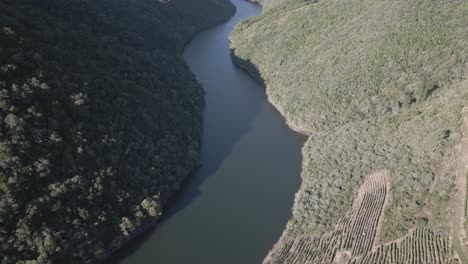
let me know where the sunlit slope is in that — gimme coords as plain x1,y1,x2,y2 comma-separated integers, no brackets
232,0,467,132
231,0,468,262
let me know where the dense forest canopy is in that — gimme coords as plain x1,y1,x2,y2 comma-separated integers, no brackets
0,0,234,263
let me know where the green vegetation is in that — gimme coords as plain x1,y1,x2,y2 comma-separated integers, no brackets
0,0,234,263
264,172,455,263
231,0,468,261
454,237,468,264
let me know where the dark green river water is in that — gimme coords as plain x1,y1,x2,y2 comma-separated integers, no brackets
115,1,306,263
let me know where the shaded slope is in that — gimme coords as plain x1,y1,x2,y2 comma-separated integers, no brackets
0,0,235,263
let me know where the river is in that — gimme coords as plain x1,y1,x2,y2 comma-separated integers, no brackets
113,1,306,263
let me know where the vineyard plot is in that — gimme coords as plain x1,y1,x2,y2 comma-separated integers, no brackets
264,171,455,264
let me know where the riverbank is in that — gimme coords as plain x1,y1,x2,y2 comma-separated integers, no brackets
112,1,306,263
229,52,311,136
101,2,237,262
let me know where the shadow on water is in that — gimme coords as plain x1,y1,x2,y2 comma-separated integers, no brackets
108,0,306,263
107,1,266,262
161,25,268,220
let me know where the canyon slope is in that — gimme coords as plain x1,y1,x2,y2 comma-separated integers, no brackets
231,0,468,262
0,0,234,263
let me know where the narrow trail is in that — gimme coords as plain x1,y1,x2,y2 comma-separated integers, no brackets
452,106,468,263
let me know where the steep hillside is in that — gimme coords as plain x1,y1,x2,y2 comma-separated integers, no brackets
231,0,468,262
246,0,291,10
0,0,234,263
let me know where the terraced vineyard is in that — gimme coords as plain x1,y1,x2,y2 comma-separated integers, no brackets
353,228,453,264
263,171,456,263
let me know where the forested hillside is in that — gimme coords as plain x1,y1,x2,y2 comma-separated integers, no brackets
0,0,234,263
231,0,468,262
